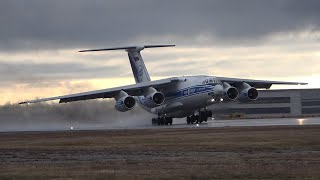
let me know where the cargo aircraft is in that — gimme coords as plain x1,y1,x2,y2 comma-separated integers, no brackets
20,45,307,125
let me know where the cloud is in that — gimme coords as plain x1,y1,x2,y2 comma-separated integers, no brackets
0,60,121,84
0,0,320,51
0,0,319,105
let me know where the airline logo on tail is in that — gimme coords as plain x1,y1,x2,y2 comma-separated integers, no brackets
138,65,144,82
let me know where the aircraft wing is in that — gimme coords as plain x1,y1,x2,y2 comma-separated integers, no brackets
19,77,180,104
216,77,307,89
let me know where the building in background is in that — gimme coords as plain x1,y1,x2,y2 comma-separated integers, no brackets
209,89,320,119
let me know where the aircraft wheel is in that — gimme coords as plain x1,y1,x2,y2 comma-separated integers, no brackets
165,117,170,125
164,117,173,125
190,115,196,124
195,115,199,123
160,117,165,125
187,116,191,124
204,112,208,122
199,111,205,122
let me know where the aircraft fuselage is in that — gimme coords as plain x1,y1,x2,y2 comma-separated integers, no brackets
136,75,222,118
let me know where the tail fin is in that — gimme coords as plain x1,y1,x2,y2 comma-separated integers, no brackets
79,45,175,83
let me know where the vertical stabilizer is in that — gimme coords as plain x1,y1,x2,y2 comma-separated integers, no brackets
79,44,175,83
127,46,151,83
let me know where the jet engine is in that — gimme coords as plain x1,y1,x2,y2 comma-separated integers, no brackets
223,82,239,101
140,87,165,108
239,82,259,101
114,91,136,112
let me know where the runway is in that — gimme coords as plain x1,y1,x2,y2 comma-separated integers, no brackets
1,117,320,132
63,117,320,131
168,117,320,129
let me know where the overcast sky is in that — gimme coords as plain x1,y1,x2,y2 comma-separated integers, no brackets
0,0,320,104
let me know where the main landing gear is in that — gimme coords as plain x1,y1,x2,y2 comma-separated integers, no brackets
152,117,173,126
186,110,212,124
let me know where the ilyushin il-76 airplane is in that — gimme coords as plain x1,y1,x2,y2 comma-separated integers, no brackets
20,45,307,125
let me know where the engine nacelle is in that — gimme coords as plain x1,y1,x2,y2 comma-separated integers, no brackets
140,87,165,108
114,91,136,112
142,92,165,108
223,82,239,101
239,82,259,101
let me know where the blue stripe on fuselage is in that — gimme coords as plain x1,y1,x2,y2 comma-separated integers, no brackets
165,84,215,101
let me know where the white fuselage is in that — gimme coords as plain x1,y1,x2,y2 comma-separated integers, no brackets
136,75,223,118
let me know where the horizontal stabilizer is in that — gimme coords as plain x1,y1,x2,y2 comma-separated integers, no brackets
79,45,175,52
